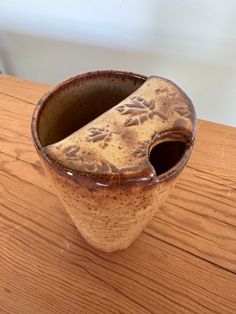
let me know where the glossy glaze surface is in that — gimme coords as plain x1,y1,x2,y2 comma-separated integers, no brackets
32,70,196,251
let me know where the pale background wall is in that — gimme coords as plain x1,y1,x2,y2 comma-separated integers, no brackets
0,0,236,126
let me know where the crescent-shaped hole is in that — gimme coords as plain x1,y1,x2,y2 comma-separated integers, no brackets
149,140,187,176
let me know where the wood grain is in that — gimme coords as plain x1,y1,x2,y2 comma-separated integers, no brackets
0,75,236,313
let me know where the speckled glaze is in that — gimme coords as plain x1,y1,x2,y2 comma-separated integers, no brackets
31,70,196,252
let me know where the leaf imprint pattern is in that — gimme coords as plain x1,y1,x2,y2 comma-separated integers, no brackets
86,125,113,148
116,96,167,127
133,141,150,158
174,106,193,119
62,145,80,159
83,160,119,173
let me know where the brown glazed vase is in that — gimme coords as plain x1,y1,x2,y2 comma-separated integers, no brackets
31,70,196,252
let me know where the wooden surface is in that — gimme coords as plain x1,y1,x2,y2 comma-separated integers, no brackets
0,75,235,314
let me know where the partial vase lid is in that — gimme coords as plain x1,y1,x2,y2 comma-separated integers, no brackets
42,76,196,185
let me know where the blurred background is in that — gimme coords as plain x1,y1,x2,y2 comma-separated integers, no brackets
0,0,236,126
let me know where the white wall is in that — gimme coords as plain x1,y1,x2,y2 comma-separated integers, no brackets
0,0,236,126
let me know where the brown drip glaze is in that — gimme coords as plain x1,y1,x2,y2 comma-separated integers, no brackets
31,70,196,252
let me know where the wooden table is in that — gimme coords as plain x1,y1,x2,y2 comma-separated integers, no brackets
0,75,235,314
